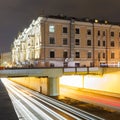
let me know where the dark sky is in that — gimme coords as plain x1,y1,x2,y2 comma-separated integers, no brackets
0,0,120,53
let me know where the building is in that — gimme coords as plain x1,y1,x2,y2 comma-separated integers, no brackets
12,15,120,67
0,52,12,67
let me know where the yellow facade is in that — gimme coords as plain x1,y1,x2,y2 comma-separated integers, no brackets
12,16,120,67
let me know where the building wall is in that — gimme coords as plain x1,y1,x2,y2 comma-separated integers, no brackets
0,52,12,67
12,16,120,67
9,77,48,95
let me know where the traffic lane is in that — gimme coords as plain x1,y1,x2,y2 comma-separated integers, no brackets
60,85,120,111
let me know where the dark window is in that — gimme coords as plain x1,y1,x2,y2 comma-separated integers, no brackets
98,53,100,60
63,27,67,33
103,31,106,36
111,32,114,37
87,29,91,35
50,37,55,44
88,52,91,58
75,63,80,67
63,51,68,58
111,53,115,59
50,63,55,67
63,38,68,45
103,41,106,46
75,52,80,58
98,30,100,36
28,43,30,46
98,40,100,46
50,51,55,58
111,41,115,47
75,28,80,34
75,39,80,45
87,40,91,46
103,53,105,59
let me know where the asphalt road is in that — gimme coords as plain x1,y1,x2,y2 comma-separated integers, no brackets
59,85,120,120
2,78,104,120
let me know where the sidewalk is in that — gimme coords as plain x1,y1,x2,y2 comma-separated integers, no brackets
0,79,18,120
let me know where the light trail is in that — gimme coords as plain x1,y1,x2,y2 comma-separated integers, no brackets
60,86,120,111
2,78,105,120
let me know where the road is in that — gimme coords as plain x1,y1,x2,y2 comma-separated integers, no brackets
1,78,104,120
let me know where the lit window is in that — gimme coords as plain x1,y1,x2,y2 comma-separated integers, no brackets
49,25,55,32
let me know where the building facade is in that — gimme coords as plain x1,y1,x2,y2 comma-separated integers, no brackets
0,52,12,67
12,16,120,67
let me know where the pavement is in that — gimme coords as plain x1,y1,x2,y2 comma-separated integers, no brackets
0,79,18,120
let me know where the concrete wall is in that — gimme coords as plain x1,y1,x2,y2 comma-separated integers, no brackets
60,71,120,95
84,71,120,94
9,77,48,95
9,76,60,96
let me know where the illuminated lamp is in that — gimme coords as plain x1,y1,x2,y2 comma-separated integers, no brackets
95,19,98,23
104,20,108,24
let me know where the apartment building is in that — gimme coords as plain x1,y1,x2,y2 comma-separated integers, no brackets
0,52,12,67
12,15,120,67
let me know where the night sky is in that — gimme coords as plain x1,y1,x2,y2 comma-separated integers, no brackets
0,0,120,53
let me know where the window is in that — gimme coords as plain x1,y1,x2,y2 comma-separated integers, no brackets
50,51,55,58
103,53,105,59
63,51,68,58
111,32,114,37
28,43,30,46
98,53,100,61
103,41,106,47
49,25,55,33
75,52,80,58
87,40,91,46
75,63,80,67
88,52,91,58
63,27,67,33
87,29,91,35
103,31,106,36
75,28,80,34
75,39,80,45
49,37,55,44
111,41,115,47
50,63,55,67
98,30,100,36
63,38,68,45
111,52,115,59
98,40,100,46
